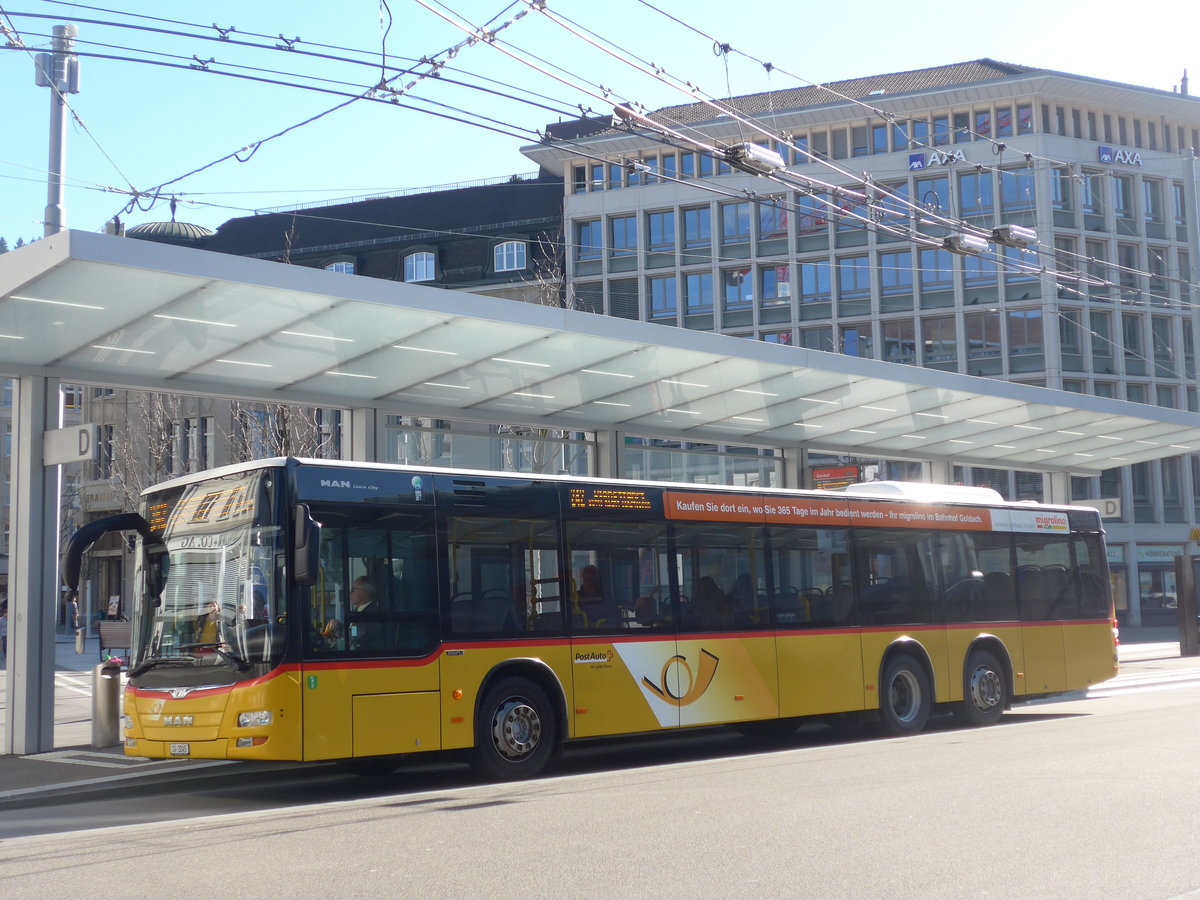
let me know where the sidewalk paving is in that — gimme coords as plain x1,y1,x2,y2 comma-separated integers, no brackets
0,626,1194,810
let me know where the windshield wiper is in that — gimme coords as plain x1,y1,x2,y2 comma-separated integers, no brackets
177,642,251,671
129,655,195,678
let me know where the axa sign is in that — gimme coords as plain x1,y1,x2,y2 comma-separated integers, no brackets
1098,146,1143,166
908,149,967,170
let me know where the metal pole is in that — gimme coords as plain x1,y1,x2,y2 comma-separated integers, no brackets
37,24,79,238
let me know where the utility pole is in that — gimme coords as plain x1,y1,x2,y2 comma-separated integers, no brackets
34,24,80,237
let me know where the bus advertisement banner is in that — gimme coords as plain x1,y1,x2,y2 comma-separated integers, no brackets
662,491,994,530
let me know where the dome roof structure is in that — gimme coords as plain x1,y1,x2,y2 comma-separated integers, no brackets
126,220,214,247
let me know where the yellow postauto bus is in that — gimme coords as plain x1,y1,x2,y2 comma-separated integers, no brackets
64,458,1117,780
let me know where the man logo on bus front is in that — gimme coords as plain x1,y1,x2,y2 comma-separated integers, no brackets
641,649,719,707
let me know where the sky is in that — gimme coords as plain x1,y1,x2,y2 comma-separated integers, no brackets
2,0,1198,242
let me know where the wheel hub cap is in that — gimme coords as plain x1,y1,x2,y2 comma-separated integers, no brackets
492,698,542,760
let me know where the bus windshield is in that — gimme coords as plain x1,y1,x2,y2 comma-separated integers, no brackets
133,469,285,681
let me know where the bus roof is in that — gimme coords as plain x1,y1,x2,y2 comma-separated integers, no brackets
143,457,1089,515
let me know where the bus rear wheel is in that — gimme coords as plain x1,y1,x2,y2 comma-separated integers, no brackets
472,677,555,781
878,655,931,736
954,649,1007,727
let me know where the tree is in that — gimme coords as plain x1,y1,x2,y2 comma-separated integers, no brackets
0,237,9,253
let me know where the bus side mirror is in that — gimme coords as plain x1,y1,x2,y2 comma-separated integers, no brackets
63,512,155,590
294,504,321,586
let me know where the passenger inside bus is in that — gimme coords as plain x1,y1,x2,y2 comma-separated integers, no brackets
194,601,221,644
577,564,618,626
693,576,731,626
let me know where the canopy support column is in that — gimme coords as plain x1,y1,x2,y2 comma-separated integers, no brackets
594,430,623,479
347,408,382,462
925,460,955,485
5,375,60,755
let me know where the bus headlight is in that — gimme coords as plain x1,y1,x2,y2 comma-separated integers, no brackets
237,710,273,728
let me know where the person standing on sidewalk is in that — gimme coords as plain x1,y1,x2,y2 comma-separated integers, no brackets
0,599,7,661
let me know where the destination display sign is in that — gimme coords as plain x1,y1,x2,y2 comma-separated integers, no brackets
568,486,654,512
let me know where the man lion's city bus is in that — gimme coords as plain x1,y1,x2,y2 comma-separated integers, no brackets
64,458,1117,780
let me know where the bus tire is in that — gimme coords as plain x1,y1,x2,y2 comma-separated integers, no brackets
472,677,555,781
878,655,931,736
954,649,1006,727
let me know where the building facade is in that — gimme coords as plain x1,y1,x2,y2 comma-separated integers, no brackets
203,172,565,305
522,59,1200,626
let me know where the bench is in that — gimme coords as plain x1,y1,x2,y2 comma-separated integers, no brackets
97,620,133,662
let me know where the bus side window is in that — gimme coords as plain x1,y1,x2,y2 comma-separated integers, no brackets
673,522,766,632
565,520,672,633
853,528,937,626
446,516,559,636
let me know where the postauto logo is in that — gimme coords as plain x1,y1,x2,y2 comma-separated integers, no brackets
641,649,720,707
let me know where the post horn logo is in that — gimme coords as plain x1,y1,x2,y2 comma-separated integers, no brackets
642,648,719,707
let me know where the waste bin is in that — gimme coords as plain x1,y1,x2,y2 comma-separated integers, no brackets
92,659,122,747
75,626,86,655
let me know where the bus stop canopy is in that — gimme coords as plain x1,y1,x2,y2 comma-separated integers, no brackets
3,229,1200,475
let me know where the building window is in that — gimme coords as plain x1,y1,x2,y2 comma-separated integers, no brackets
493,241,526,272
872,123,889,154
1017,104,1033,134
1000,168,1035,212
1051,168,1072,211
757,197,788,240
1007,309,1044,356
841,323,873,357
683,272,713,313
575,220,602,262
837,255,870,310
648,275,677,319
799,327,833,352
916,174,950,212
966,311,1002,361
958,169,994,217
722,267,753,310
796,193,828,236
324,260,355,274
882,319,916,364
1081,171,1103,215
921,316,957,369
759,265,791,305
682,206,711,248
720,202,752,245
1143,179,1163,224
879,251,913,296
404,251,436,283
995,106,1013,137
799,260,832,302
609,215,637,258
646,210,676,251
1113,176,1133,221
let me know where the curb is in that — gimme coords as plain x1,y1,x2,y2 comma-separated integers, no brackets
0,755,318,810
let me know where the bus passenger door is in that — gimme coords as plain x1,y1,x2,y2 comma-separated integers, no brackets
568,526,680,737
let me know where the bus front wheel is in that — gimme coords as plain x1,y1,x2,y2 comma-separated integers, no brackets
472,677,555,781
953,649,1007,727
878,655,931,736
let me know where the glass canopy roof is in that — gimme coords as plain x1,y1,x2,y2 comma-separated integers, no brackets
3,230,1199,475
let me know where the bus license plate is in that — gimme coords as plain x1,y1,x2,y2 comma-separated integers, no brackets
169,743,190,757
